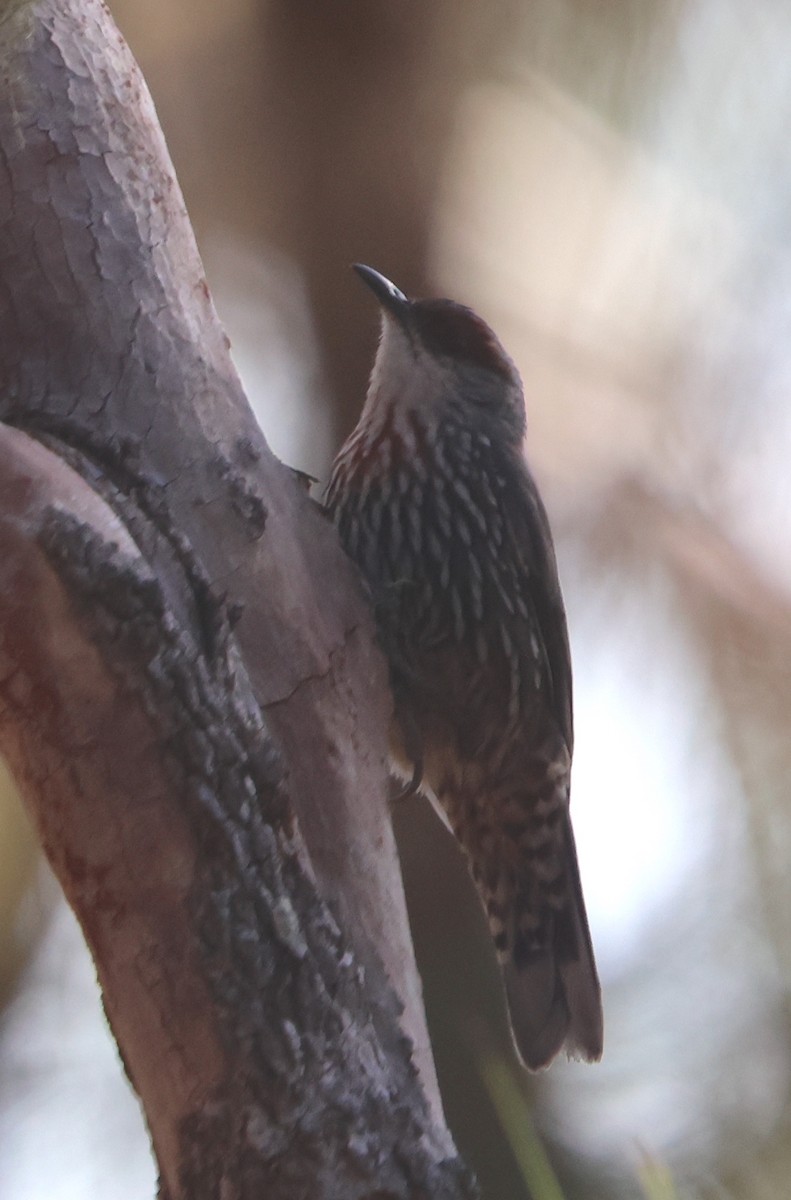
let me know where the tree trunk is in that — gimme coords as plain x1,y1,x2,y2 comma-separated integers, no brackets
0,2,476,1195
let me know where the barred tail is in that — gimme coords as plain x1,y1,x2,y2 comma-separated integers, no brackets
501,815,602,1070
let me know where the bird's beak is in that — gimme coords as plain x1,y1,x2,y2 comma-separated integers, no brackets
353,264,410,323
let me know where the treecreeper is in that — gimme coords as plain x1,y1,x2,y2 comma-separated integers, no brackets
326,265,603,1069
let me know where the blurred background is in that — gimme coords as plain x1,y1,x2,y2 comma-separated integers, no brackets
3,2,791,1196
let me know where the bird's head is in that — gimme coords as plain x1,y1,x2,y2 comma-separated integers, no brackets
354,264,526,444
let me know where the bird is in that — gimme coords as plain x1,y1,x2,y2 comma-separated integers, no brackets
325,265,602,1070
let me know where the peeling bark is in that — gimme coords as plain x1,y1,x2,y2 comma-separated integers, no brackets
0,1,476,1195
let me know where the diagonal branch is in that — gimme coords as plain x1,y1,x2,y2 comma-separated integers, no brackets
0,1,472,1194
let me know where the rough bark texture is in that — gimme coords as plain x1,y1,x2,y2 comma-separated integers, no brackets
0,1,476,1195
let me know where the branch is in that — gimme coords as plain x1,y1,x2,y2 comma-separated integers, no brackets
0,1,472,1194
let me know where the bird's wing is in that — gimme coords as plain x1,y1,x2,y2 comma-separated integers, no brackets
505,453,574,753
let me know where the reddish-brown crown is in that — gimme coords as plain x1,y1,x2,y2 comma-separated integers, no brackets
410,299,517,383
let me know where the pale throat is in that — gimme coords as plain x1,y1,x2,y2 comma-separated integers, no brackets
361,318,453,445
